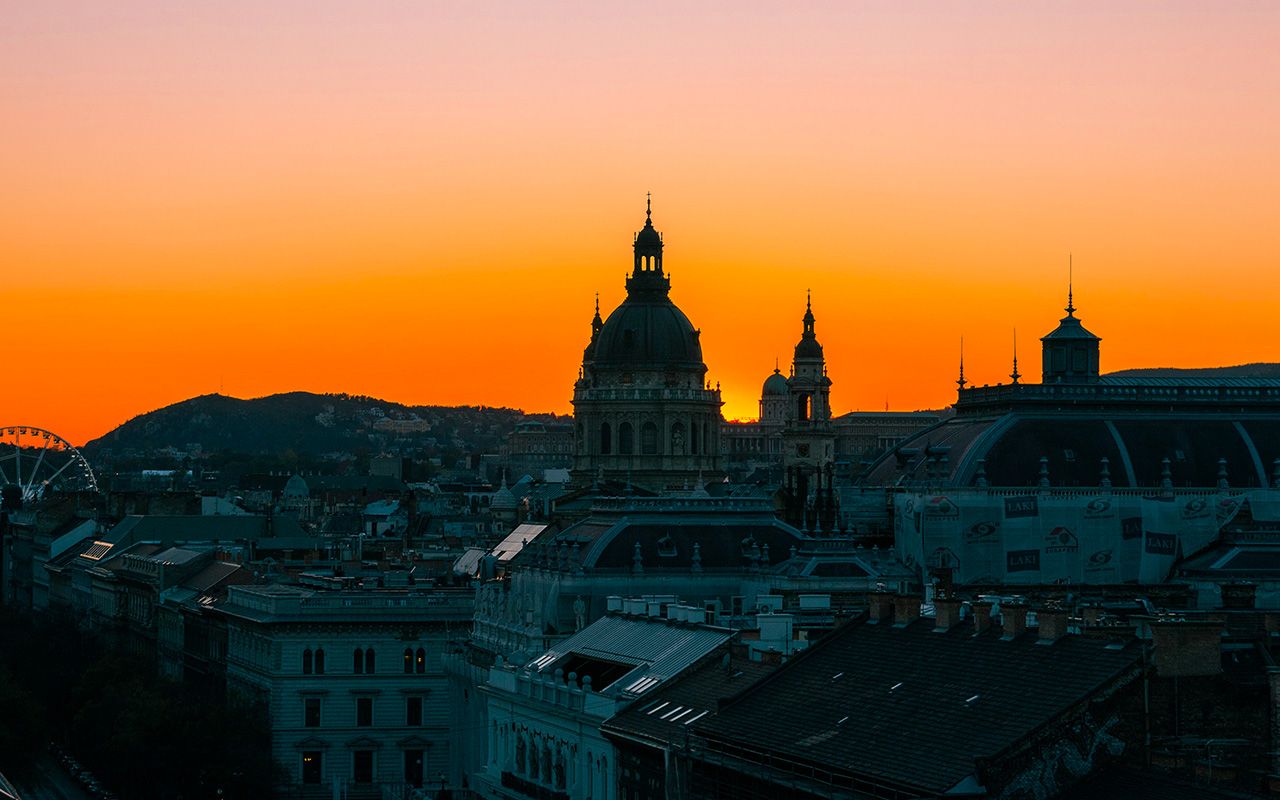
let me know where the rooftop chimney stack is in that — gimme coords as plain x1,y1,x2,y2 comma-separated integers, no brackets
1036,604,1069,644
971,600,994,634
893,594,922,628
868,591,895,624
935,597,962,632
1151,620,1223,677
1001,601,1029,641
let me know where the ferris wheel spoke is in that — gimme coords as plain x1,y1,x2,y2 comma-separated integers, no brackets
41,457,77,486
28,439,51,491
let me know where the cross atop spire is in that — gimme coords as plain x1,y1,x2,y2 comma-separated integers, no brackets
646,191,652,223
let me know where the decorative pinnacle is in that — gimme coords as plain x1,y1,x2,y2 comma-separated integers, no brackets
1010,328,1021,384
957,337,966,390
1065,254,1075,317
646,192,652,223
807,289,812,311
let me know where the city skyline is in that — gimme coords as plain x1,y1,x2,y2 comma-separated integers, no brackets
5,2,1279,446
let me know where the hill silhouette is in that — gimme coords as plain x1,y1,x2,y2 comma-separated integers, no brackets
82,392,567,462
1106,363,1280,379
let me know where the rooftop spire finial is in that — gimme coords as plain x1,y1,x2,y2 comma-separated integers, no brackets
1010,328,1021,384
595,292,600,314
807,288,812,312
646,192,652,223
774,356,780,374
957,337,966,390
1066,254,1075,316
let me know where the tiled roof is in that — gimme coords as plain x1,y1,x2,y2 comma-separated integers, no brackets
695,617,1141,796
602,655,777,746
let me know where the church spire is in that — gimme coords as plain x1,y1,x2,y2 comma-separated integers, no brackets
957,337,966,390
591,292,603,339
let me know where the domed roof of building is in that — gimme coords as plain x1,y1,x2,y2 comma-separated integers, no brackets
763,369,788,396
1042,292,1100,342
592,298,704,370
490,475,518,511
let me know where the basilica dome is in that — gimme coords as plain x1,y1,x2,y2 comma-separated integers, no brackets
591,299,704,371
762,369,788,396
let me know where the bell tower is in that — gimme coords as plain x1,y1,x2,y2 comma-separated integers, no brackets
780,293,837,531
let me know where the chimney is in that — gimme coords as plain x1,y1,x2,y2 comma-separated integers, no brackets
893,594,921,627
1036,604,1069,644
935,597,962,632
971,600,994,634
868,591,895,624
1151,620,1223,677
1220,582,1257,610
1001,601,1029,640
1082,603,1103,628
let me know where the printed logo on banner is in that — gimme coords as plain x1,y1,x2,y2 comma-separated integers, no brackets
924,496,959,519
1182,498,1210,521
1144,531,1177,556
1084,498,1114,518
1045,526,1079,554
1085,549,1114,571
1004,496,1039,518
1007,549,1040,572
966,521,1000,544
1216,497,1242,522
1121,517,1143,540
930,547,960,568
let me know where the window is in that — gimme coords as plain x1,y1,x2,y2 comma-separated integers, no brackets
600,422,611,455
304,698,321,728
302,752,322,784
619,423,634,455
354,648,364,674
314,649,325,674
641,422,658,455
404,750,424,788
302,648,313,675
403,648,413,674
365,648,376,674
416,648,426,674
357,697,373,727
691,419,699,455
407,696,423,726
353,750,373,783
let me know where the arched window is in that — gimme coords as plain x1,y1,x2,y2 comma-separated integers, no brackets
404,648,413,674
416,647,426,674
302,648,313,675
354,648,364,674
314,649,325,674
599,422,611,455
365,648,376,674
619,422,634,455
641,421,657,455
798,394,811,421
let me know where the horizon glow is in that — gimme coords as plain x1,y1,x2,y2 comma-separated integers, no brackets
3,2,1279,446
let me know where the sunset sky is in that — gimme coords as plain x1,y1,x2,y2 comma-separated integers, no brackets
4,2,1279,446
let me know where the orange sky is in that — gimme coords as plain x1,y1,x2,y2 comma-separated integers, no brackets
3,2,1279,446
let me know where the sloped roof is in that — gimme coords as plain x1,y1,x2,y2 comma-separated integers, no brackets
603,654,776,745
531,614,734,696
695,617,1140,796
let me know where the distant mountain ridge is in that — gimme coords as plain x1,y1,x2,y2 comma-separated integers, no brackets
1105,363,1280,379
82,392,567,461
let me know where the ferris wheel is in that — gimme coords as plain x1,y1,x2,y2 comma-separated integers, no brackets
0,427,99,503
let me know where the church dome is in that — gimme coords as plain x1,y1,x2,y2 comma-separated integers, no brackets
763,369,788,396
592,298,704,370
